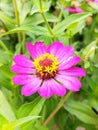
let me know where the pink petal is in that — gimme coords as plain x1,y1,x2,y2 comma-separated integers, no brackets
13,74,37,85
87,0,98,4
56,75,81,92
13,55,33,67
38,80,53,98
59,67,86,77
95,0,98,3
51,80,66,96
26,42,47,59
47,42,74,62
58,46,74,63
59,56,81,70
21,77,42,96
11,64,35,74
65,7,84,14
38,79,66,98
47,41,64,55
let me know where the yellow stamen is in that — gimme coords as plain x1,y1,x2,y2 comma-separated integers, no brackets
33,53,59,79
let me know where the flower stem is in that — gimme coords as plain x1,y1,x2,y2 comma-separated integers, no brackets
13,0,21,43
13,0,25,53
39,0,55,42
43,91,72,126
13,0,20,25
0,40,9,52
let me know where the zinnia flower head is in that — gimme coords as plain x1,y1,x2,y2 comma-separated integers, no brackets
65,7,84,14
11,42,86,98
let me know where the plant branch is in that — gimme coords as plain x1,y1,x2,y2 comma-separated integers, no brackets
0,40,11,55
13,0,21,43
43,91,72,126
39,0,55,41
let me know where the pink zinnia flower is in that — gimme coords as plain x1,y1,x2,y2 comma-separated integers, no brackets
65,7,84,14
11,42,86,98
87,0,98,4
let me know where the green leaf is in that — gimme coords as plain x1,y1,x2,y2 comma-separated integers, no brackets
82,41,96,59
11,116,40,128
89,97,98,109
17,97,45,130
0,90,16,121
16,0,31,24
0,0,13,16
0,49,13,89
24,13,57,32
2,116,40,130
53,13,92,35
30,0,51,15
81,3,95,12
0,24,50,37
43,35,53,46
89,2,98,10
0,64,13,78
0,73,13,90
17,97,46,118
0,11,15,30
0,114,9,128
64,101,98,125
65,20,85,38
55,109,68,130
0,50,11,66
31,4,39,15
34,122,49,130
29,13,58,25
85,76,97,91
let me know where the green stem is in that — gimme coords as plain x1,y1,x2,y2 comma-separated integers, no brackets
13,0,25,53
39,0,55,41
58,11,63,23
13,0,20,26
0,40,11,54
21,32,26,53
13,0,21,43
43,91,72,125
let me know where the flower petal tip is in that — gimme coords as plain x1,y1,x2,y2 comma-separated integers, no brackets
26,42,33,49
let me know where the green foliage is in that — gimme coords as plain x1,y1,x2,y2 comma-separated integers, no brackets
64,100,98,125
0,11,15,30
0,90,16,121
53,13,92,35
17,97,45,118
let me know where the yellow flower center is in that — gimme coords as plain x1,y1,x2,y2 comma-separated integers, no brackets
33,53,59,80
